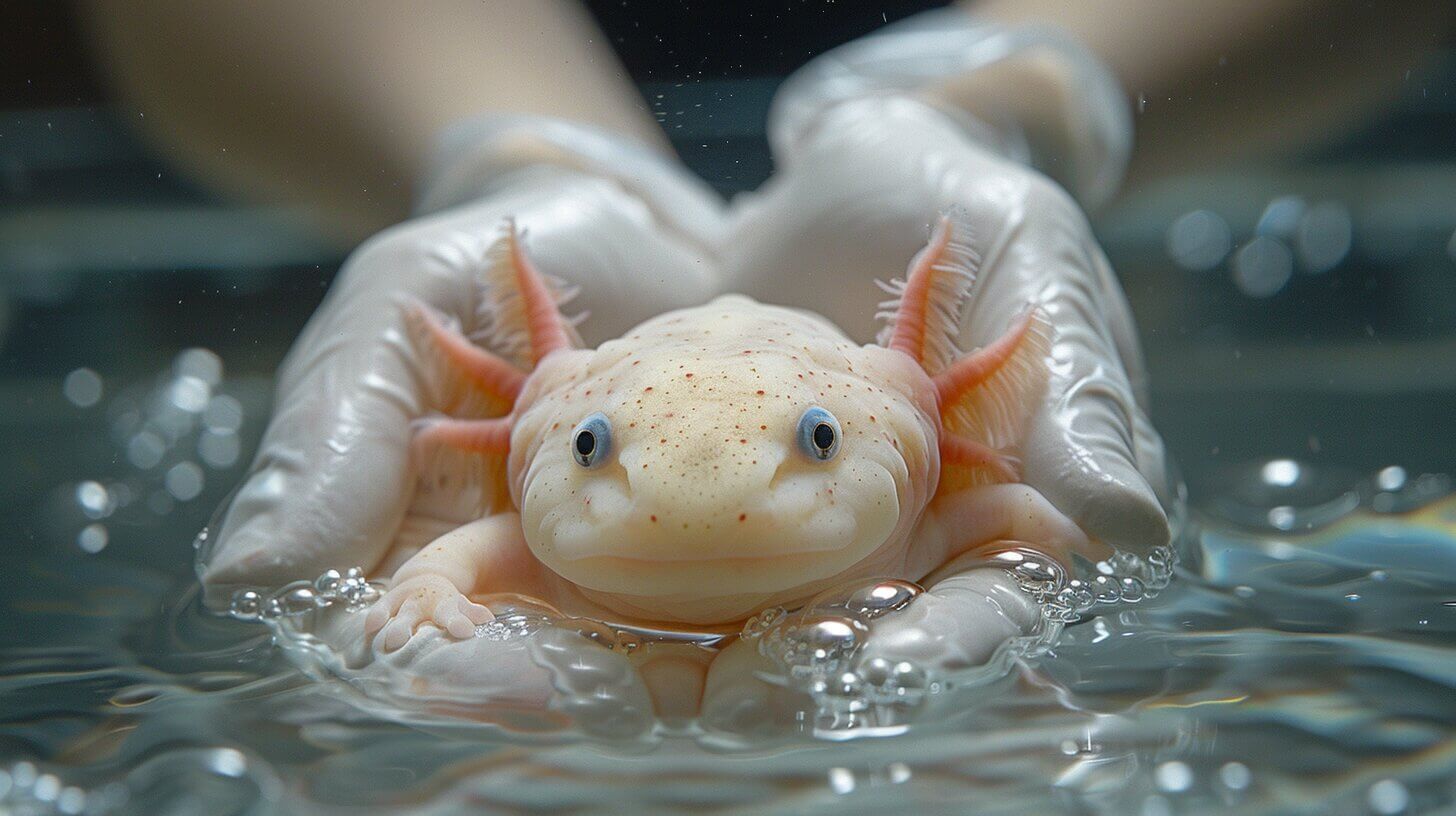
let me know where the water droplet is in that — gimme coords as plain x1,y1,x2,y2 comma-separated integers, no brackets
1233,585,1256,599
207,747,248,778
1267,506,1297,530
841,580,920,618
741,606,786,639
165,461,204,501
1376,466,1407,492
62,368,103,407
1218,761,1251,791
1166,210,1231,272
33,773,61,802
281,586,320,614
1232,236,1294,298
75,480,110,518
127,431,167,469
168,375,211,413
1154,760,1193,793
1256,195,1306,238
1367,779,1410,815
77,523,108,554
174,347,224,386
827,767,855,795
229,590,262,621
1261,459,1301,487
57,786,87,815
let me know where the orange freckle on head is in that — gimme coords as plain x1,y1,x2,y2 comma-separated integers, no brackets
756,390,765,395
644,387,653,392
738,513,747,522
650,515,657,522
759,424,767,430
685,373,694,378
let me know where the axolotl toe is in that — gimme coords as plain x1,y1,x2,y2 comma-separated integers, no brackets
365,215,1091,650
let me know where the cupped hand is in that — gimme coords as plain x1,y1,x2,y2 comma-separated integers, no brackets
201,161,723,600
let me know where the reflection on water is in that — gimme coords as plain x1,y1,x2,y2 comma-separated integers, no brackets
3,370,1455,814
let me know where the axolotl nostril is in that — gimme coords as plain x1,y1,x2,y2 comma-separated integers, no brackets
365,214,1093,648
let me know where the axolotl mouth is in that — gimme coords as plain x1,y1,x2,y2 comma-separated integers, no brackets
508,296,940,624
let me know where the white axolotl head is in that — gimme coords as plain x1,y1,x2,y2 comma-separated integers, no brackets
420,217,1049,625
508,295,940,622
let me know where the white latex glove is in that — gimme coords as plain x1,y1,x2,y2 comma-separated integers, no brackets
725,14,1172,556
199,117,724,599
700,568,1044,735
700,13,1173,728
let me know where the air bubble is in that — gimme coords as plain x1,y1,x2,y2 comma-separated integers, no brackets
1232,236,1293,298
75,480,110,518
1154,760,1193,793
174,347,224,385
165,461,204,500
127,431,167,469
168,376,211,413
1376,466,1407,492
62,368,103,407
1367,779,1410,815
1166,210,1231,272
77,523,108,554
1218,761,1251,791
841,580,920,618
198,430,241,468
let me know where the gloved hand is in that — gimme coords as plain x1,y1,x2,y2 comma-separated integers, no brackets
199,117,725,599
724,12,1172,557
701,11,1173,729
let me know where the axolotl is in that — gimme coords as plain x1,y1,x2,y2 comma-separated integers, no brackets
364,214,1092,651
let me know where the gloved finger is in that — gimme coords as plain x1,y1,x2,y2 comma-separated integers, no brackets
202,170,722,603
854,567,1042,672
724,97,1169,554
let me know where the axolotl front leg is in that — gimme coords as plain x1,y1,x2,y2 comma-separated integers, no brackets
364,512,562,651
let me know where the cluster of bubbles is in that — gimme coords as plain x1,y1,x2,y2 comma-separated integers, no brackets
742,580,942,731
737,542,1180,733
0,761,124,816
1043,546,1177,623
1165,196,1355,298
1211,458,1454,532
62,348,247,554
227,567,382,622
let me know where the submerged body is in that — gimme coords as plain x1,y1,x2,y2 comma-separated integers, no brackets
366,216,1090,651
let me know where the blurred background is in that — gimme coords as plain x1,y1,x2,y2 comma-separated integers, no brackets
3,0,1455,566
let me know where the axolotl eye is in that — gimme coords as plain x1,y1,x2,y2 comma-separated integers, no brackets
571,412,612,468
796,406,841,461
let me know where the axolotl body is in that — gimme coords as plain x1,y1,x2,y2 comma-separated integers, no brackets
365,215,1091,650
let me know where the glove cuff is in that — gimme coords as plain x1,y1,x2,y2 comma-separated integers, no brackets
768,8,1132,209
416,115,725,248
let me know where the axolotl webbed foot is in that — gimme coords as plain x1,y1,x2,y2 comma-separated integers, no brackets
364,574,495,652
